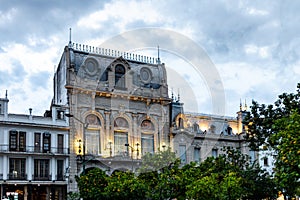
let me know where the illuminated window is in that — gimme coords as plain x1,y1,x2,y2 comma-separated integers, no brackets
43,132,51,153
9,130,26,152
9,158,26,180
141,134,154,155
85,115,101,155
114,132,128,156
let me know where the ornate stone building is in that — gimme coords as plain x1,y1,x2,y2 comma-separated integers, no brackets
170,99,253,164
53,42,171,192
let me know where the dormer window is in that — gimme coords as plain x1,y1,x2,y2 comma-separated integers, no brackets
115,64,126,88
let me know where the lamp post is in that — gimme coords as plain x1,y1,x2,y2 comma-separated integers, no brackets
124,143,139,171
65,113,88,174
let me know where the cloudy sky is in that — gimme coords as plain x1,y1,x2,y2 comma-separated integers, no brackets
0,0,299,117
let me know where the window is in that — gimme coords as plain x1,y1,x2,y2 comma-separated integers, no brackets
86,130,100,155
178,118,184,128
212,149,218,158
9,158,26,180
9,130,26,152
57,160,64,181
34,132,41,152
263,157,268,166
249,150,256,163
193,123,199,132
194,148,201,162
43,132,51,153
115,64,125,88
57,110,64,120
114,132,128,156
34,159,50,180
179,145,187,164
57,134,64,153
141,134,154,155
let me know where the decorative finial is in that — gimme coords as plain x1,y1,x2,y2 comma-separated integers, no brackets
177,89,180,102
157,45,161,64
68,28,72,47
171,89,174,101
240,98,242,111
244,99,247,111
5,90,7,99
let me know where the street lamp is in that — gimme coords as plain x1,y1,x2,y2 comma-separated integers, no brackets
124,143,139,171
65,113,88,174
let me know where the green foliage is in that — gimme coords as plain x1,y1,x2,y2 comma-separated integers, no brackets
271,110,300,196
76,168,108,200
67,192,80,200
76,148,276,200
244,83,300,196
138,147,178,173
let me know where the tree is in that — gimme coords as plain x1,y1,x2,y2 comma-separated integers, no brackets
76,168,108,200
244,83,300,197
138,148,183,200
185,147,276,200
104,171,146,200
271,110,300,196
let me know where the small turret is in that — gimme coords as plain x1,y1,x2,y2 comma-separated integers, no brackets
0,90,9,118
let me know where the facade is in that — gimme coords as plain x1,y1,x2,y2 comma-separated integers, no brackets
51,42,254,193
0,93,69,200
170,99,254,164
53,42,171,192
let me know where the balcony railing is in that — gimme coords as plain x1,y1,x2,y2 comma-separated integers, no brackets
33,174,51,181
0,145,69,155
8,172,27,180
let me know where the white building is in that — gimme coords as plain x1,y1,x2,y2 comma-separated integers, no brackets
0,92,69,200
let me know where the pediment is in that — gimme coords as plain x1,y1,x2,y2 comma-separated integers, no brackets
108,56,131,71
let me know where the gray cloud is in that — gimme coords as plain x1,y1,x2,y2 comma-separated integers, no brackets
28,71,51,90
0,0,299,116
0,0,108,45
0,59,27,84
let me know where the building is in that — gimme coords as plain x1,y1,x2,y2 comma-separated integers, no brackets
0,39,256,198
170,97,253,164
53,42,171,192
0,92,69,200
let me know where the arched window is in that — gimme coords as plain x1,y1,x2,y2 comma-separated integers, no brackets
115,64,125,88
178,118,184,128
141,120,155,155
193,123,199,132
85,115,101,155
114,117,129,156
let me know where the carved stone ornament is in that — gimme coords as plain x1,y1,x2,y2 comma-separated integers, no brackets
140,67,152,83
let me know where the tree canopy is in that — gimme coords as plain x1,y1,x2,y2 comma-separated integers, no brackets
244,83,300,197
76,147,276,200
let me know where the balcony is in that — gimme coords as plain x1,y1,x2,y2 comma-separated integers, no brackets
33,174,51,181
0,145,69,155
8,172,27,180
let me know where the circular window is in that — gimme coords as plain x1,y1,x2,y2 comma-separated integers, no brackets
84,59,99,76
140,67,152,83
